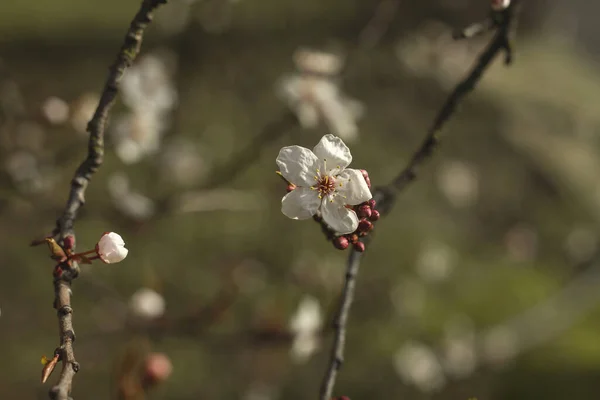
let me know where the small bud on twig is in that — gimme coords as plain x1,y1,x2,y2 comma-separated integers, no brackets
41,354,60,383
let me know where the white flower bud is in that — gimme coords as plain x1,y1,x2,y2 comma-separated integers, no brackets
129,288,166,320
96,232,129,264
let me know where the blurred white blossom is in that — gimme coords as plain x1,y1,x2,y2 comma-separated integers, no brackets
437,160,479,208
243,382,278,400
41,96,69,125
441,316,478,379
394,341,446,393
415,241,457,283
289,295,322,363
5,151,48,193
564,226,597,263
481,326,519,367
112,53,178,164
160,139,207,186
129,288,166,320
278,49,363,142
121,53,177,114
70,92,100,135
108,173,156,221
396,21,476,88
113,111,165,164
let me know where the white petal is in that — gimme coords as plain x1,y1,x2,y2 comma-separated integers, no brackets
336,168,372,205
312,134,352,176
281,187,321,220
97,232,129,264
276,146,319,187
321,199,359,234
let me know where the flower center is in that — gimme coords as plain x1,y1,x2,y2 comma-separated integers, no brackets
315,175,336,198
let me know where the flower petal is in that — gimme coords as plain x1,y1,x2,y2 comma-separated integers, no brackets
281,187,321,220
336,168,372,205
276,146,319,186
321,199,359,234
312,134,352,176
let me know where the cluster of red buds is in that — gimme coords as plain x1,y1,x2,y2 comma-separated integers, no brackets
314,170,380,252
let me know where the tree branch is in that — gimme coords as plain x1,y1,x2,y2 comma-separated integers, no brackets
47,1,168,399
319,2,520,398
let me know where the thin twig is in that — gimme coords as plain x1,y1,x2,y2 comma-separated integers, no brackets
319,2,520,399
47,1,168,399
358,0,402,49
318,248,364,400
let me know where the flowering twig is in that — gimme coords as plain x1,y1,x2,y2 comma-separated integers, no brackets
45,1,167,399
319,2,520,398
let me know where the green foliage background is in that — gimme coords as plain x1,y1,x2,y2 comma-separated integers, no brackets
1,0,600,399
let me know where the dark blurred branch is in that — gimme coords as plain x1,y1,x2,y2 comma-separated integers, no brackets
47,1,168,399
157,111,297,213
319,2,520,398
358,0,401,49
378,1,518,214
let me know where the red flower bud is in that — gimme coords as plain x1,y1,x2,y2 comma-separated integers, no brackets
358,219,373,233
368,199,376,208
333,236,349,250
143,353,173,387
353,242,365,252
286,183,296,193
357,204,372,219
369,209,380,221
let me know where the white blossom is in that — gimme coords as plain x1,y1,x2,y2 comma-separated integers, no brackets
41,96,69,125
121,54,177,115
129,288,166,320
289,295,322,363
277,49,363,142
276,134,372,234
112,111,165,165
96,232,129,264
394,341,446,393
108,173,156,221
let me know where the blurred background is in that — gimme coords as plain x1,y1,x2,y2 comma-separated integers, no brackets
1,0,600,398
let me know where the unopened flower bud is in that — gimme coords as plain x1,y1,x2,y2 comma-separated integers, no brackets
286,183,296,193
368,199,376,208
143,353,173,387
63,235,75,250
353,242,365,252
369,209,380,221
96,232,128,264
360,169,371,188
357,204,372,219
333,236,349,250
358,219,373,233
